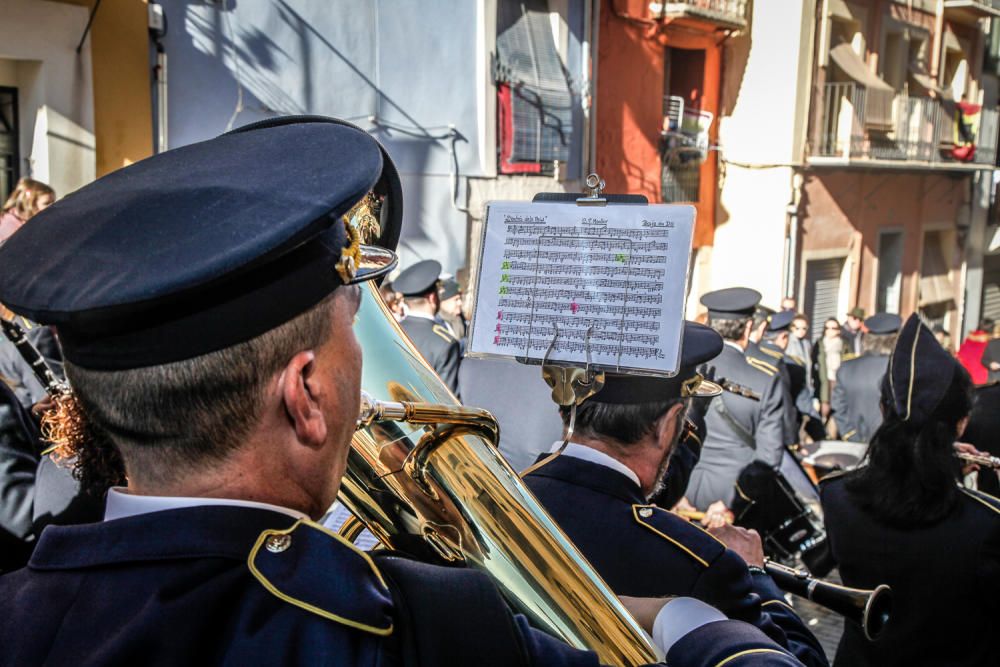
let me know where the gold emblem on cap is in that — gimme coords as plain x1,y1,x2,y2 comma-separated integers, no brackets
265,534,292,553
335,219,361,283
638,507,654,518
681,374,703,398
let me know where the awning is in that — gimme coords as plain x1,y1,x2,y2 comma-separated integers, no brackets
919,233,955,307
829,0,853,20
943,24,962,52
909,61,947,97
830,43,895,128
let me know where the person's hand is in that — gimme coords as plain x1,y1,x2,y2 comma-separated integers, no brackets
30,396,55,420
708,524,765,567
955,441,984,476
618,595,673,634
700,501,734,529
671,496,697,517
990,362,1000,371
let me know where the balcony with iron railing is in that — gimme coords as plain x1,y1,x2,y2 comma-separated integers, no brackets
648,1,749,29
943,0,1000,20
812,82,999,167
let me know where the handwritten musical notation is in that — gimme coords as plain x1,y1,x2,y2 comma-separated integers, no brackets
469,201,696,375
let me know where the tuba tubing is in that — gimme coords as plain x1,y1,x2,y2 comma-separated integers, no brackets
765,559,892,642
340,281,658,665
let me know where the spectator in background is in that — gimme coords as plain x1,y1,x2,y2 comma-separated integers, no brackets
815,318,843,426
780,296,796,312
0,178,55,244
841,307,865,357
932,324,952,354
958,318,993,385
786,313,812,368
438,277,466,341
378,281,405,321
979,320,1000,384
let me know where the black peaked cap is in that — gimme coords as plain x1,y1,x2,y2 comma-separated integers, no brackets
888,314,961,426
701,287,762,319
865,312,902,334
590,322,724,404
0,116,400,370
394,260,442,297
768,310,794,332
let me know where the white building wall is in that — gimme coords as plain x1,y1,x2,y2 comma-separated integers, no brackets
0,0,94,196
709,0,815,308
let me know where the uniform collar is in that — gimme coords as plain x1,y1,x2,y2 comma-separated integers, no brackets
723,340,745,355
104,487,308,522
527,451,646,504
404,310,436,323
551,441,642,488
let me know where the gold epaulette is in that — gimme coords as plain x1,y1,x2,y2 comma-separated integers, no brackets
431,324,456,343
760,346,784,360
631,504,725,568
747,358,777,376
248,519,394,635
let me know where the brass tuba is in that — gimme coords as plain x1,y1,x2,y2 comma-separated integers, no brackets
339,281,658,665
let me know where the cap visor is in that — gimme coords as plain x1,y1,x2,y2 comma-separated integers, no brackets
349,244,398,284
692,379,723,398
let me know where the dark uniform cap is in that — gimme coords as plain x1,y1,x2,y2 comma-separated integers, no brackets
0,116,400,370
439,278,461,301
888,314,961,426
588,322,725,404
700,287,762,319
767,309,795,333
394,260,442,297
865,313,902,334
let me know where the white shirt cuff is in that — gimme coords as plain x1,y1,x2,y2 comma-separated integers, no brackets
651,597,728,654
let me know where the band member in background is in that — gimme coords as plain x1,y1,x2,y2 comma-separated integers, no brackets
745,310,797,448
821,314,1000,666
524,322,828,666
393,259,462,395
438,277,466,341
0,117,802,667
831,314,900,443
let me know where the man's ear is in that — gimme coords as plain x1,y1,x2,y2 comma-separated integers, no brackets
279,350,327,448
655,402,687,453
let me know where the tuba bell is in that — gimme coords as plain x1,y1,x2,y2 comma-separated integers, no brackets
339,281,658,665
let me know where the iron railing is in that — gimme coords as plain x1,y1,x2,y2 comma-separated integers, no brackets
814,82,999,166
655,0,749,26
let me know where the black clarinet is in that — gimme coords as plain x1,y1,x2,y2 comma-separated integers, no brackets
0,317,67,397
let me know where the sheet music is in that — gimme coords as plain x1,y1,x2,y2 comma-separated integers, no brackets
469,201,695,376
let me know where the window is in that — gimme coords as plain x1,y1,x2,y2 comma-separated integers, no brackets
876,230,903,314
496,0,574,173
0,87,18,202
803,256,847,342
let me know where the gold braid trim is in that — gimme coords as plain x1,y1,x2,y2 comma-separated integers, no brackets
334,220,362,283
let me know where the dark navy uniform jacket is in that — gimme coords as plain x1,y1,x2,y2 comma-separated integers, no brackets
400,314,461,395
822,475,1000,666
830,353,888,443
526,455,827,667
0,505,803,667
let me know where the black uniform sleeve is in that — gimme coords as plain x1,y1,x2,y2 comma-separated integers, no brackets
690,550,826,666
0,383,40,541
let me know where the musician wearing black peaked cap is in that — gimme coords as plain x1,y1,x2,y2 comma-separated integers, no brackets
684,288,786,525
744,308,799,449
393,259,462,395
524,322,828,666
831,313,900,443
0,117,802,666
821,314,1000,667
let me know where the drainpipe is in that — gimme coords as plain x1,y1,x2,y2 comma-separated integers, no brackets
783,171,805,300
931,0,944,83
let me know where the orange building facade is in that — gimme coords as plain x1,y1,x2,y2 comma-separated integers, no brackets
594,0,745,248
